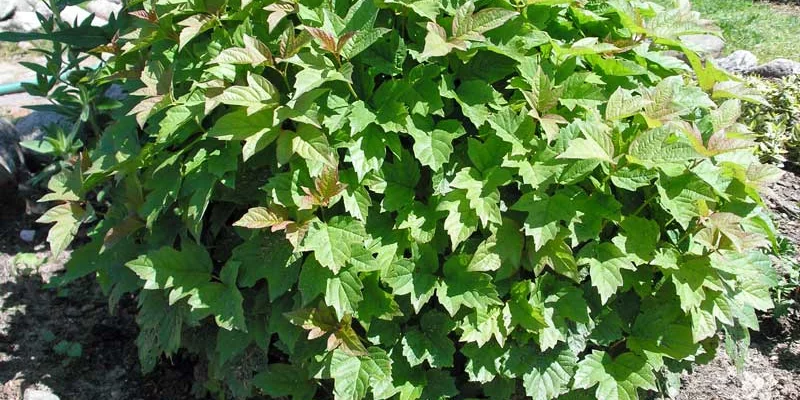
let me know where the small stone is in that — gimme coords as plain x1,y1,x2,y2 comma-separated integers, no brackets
750,58,800,78
715,50,758,74
23,389,60,400
19,229,35,242
681,34,725,58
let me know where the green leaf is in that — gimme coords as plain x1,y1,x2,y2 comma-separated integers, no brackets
329,347,393,400
299,217,368,274
573,351,657,400
213,35,273,66
188,261,248,331
606,88,647,121
326,269,364,319
454,5,518,40
406,117,465,172
656,172,716,229
449,167,505,228
436,255,502,316
37,203,86,257
617,216,661,262
0,25,112,49
628,126,699,169
126,245,213,294
288,125,339,173
342,28,391,59
253,364,316,400
557,119,615,164
381,256,437,313
578,242,636,305
358,273,402,324
458,306,511,347
506,345,578,400
384,0,440,20
511,192,575,251
437,193,480,249
401,310,456,368
231,233,300,301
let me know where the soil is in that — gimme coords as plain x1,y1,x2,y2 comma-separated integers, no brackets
0,195,198,400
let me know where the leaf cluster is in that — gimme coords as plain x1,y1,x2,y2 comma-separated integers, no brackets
30,0,784,398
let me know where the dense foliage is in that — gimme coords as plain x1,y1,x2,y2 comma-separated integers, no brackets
743,75,800,165
16,0,787,398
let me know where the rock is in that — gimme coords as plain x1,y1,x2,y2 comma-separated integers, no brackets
0,11,42,32
60,6,93,25
0,118,24,190
750,58,800,78
15,111,68,143
16,0,53,15
85,0,122,21
14,111,69,166
23,388,60,400
715,50,758,74
0,1,16,21
681,34,725,58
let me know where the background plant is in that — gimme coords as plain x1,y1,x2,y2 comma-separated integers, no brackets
0,0,123,186
6,0,788,399
742,75,800,165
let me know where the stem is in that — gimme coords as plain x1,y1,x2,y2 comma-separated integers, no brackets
632,197,652,217
346,81,359,99
334,56,359,100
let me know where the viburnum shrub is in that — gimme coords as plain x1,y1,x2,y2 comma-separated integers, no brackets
33,0,785,398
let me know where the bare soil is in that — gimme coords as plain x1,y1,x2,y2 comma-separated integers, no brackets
0,195,198,400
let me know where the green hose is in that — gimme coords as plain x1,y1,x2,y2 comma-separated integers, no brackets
0,80,32,96
0,64,101,96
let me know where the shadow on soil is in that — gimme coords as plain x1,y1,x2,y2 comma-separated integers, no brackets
0,195,197,400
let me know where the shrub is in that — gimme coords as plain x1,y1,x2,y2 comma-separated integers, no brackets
22,0,785,398
743,75,800,165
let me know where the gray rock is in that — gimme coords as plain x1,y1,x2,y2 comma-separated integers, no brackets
0,11,41,32
85,0,122,21
715,50,758,74
14,111,69,166
0,118,24,189
105,84,127,101
15,111,69,143
681,34,725,58
750,58,800,78
23,389,60,400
